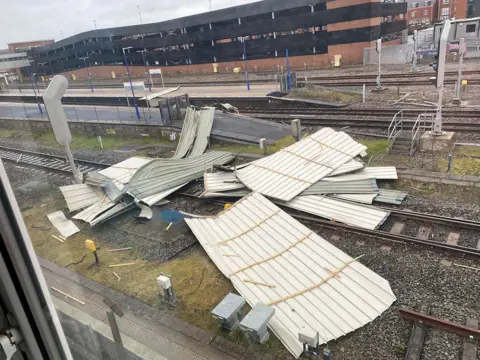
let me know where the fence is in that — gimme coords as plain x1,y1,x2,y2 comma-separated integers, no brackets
0,94,189,125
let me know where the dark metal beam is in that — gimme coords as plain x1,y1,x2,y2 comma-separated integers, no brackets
399,308,480,339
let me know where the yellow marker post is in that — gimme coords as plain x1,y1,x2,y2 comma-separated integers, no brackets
85,239,99,266
461,79,468,86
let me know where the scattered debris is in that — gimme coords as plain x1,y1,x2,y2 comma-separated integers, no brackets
51,234,64,243
107,247,133,252
113,272,121,282
108,263,136,268
47,211,79,238
51,286,86,305
453,263,480,271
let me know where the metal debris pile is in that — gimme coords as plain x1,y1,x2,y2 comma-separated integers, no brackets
201,127,406,230
58,107,232,226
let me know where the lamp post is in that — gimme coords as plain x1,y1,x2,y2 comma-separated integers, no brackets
123,47,141,120
79,57,94,92
241,37,250,91
137,49,151,91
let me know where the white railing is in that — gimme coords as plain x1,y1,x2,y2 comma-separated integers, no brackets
411,112,434,155
388,110,404,140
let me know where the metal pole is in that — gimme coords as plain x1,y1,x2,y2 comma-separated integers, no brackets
413,30,418,72
286,49,291,91
94,106,99,121
140,51,151,91
123,49,141,120
74,106,79,121
26,67,43,114
362,84,366,103
117,106,122,121
124,87,132,117
376,39,382,88
242,38,250,91
22,102,28,118
10,107,15,120
144,88,152,118
106,311,127,359
160,71,165,88
64,144,82,183
454,38,465,103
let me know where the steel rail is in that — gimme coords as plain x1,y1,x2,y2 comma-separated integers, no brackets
399,308,480,339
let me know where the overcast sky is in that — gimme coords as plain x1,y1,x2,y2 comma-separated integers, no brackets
0,0,259,48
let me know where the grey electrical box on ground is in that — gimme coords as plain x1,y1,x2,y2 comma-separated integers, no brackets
291,119,301,142
211,293,245,330
239,303,275,344
43,75,72,146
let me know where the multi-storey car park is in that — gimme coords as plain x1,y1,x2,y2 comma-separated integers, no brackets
25,0,406,79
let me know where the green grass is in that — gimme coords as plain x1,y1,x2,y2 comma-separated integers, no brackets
438,157,480,176
289,87,361,104
454,146,480,157
212,136,296,155
0,130,173,150
358,139,392,157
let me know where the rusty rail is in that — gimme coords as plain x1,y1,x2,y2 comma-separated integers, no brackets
399,308,480,339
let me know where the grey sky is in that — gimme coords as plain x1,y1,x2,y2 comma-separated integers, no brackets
0,0,258,48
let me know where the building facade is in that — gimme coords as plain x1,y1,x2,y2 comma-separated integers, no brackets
26,0,406,78
406,0,436,28
437,0,467,20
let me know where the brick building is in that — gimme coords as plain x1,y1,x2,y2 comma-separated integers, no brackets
406,0,436,28
7,40,54,53
26,0,407,78
437,0,467,20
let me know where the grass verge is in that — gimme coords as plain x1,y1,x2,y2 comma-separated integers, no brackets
0,129,173,150
212,136,296,155
289,87,361,104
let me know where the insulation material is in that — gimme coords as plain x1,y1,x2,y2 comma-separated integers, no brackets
59,184,104,212
283,195,390,230
185,192,396,358
189,107,215,157
236,128,367,201
47,211,80,238
173,107,199,159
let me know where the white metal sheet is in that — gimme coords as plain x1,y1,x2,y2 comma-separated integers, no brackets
139,184,187,206
98,157,153,191
185,192,396,358
59,184,104,212
173,107,199,159
283,195,390,230
331,193,378,204
357,167,398,180
204,172,246,193
189,107,215,157
73,198,115,224
47,211,80,238
236,128,367,201
329,160,364,176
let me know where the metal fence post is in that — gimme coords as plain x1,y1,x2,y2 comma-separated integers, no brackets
94,106,99,122
362,84,366,103
22,102,28,118
74,106,79,121
10,107,15,120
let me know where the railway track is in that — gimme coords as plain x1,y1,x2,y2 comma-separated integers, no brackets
242,115,480,132
239,108,480,118
0,146,109,175
304,70,480,81
2,145,479,259
302,79,480,87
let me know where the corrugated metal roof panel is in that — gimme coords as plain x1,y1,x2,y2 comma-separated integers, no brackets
331,193,378,204
173,107,198,159
185,192,396,358
302,179,378,195
124,151,234,199
189,107,215,157
201,190,250,198
98,157,153,190
204,171,245,193
90,202,136,226
235,128,368,201
73,198,115,223
359,167,398,180
59,184,105,212
374,189,407,205
283,195,390,230
85,172,111,188
329,160,364,176
140,184,187,206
